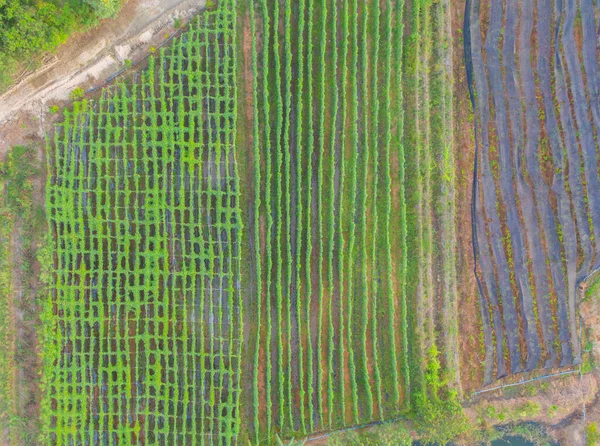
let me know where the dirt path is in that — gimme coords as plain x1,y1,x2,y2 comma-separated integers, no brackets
0,0,205,154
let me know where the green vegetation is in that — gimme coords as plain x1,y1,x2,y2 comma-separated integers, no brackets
477,400,543,425
326,422,412,446
0,0,123,91
588,422,600,446
410,345,469,445
30,0,467,444
0,152,17,445
43,2,243,444
586,270,600,299
81,0,121,18
0,145,44,445
248,0,411,441
68,86,84,100
244,0,462,442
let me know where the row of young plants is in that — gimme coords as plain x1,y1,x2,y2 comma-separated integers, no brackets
0,177,14,444
43,2,244,444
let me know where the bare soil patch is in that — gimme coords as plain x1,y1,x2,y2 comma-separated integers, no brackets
0,0,206,155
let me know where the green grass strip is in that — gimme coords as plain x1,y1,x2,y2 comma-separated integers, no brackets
250,3,262,441
294,0,307,434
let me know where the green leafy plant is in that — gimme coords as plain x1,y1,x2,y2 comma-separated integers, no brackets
69,87,85,100
588,422,600,446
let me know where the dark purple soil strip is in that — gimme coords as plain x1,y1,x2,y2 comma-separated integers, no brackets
488,0,541,371
476,198,507,380
555,0,584,363
562,0,600,270
580,0,600,138
579,0,600,267
517,0,559,369
471,0,523,374
536,0,575,367
465,0,497,385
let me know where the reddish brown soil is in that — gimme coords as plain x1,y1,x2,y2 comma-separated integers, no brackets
452,0,484,394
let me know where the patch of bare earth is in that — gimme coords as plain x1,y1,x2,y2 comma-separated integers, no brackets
452,0,483,394
0,0,207,155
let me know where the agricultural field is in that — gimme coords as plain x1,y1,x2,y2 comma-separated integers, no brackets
1,0,600,444
43,3,243,444
467,0,600,385
236,0,460,442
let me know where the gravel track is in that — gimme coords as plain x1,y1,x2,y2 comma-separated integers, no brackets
471,0,523,375
486,0,541,371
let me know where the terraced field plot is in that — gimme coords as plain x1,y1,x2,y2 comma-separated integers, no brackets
34,0,491,444
43,3,243,444
5,0,600,443
467,0,600,384
239,0,459,442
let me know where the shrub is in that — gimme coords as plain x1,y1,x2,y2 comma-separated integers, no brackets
518,401,541,419
83,0,121,19
411,345,470,445
361,422,412,446
69,87,85,100
588,422,600,446
0,1,123,93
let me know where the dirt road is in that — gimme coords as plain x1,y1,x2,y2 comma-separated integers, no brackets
0,0,206,154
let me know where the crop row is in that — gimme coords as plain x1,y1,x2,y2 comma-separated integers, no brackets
401,0,458,401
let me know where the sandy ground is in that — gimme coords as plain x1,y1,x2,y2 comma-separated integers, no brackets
0,0,206,154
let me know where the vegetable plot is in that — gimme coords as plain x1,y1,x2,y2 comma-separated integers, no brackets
467,0,598,383
247,0,410,440
243,0,457,441
42,2,243,444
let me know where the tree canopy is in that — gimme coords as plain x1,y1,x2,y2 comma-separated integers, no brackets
0,0,122,91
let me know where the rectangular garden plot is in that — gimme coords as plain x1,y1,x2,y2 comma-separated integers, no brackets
42,3,244,444
466,0,600,384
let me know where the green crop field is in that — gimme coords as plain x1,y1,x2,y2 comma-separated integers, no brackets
42,2,243,444
245,0,409,440
4,0,468,444
238,0,459,443
3,0,599,443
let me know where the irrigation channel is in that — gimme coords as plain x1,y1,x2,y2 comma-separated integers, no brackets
43,3,244,444
467,0,600,384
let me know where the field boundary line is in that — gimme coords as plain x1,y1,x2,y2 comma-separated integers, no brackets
471,369,579,396
289,416,408,444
